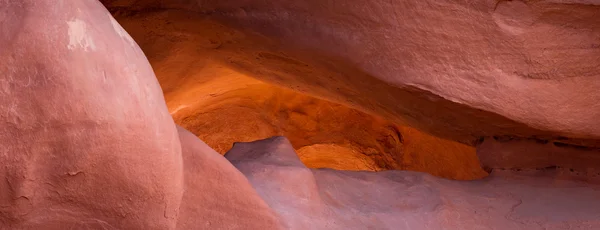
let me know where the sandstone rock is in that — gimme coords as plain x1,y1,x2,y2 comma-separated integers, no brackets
99,0,600,176
172,74,403,171
297,144,384,171
0,2,283,229
0,0,183,229
398,126,488,180
227,137,600,229
226,137,328,229
169,70,486,178
3,1,600,229
477,137,600,175
176,126,283,229
101,0,600,148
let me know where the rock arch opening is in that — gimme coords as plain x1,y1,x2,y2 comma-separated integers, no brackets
107,7,489,180
167,68,487,179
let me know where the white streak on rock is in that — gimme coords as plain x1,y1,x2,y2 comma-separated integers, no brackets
67,19,96,51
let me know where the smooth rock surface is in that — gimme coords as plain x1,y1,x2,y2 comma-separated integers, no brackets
98,9,490,178
227,137,600,230
0,1,280,229
176,126,283,229
100,0,600,176
101,0,600,147
2,1,600,229
1,1,183,229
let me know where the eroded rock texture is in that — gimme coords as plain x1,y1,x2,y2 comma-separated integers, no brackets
477,137,600,176
103,9,488,178
1,0,600,229
101,0,600,145
168,72,487,179
172,74,404,171
101,0,600,173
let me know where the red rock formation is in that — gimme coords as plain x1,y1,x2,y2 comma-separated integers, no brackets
100,8,489,178
176,126,283,229
169,71,487,179
0,1,281,229
1,1,183,228
172,74,403,171
101,0,600,147
101,0,600,173
477,137,600,175
2,0,600,229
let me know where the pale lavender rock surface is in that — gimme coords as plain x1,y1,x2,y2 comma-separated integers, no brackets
228,137,600,230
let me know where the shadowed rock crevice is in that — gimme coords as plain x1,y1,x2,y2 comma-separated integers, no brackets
477,137,600,177
169,71,487,179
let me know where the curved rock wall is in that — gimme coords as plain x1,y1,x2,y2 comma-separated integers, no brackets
1,1,183,228
101,0,600,147
102,0,600,174
106,10,488,178
169,70,487,179
1,1,600,229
